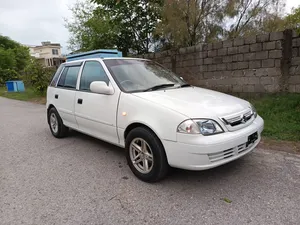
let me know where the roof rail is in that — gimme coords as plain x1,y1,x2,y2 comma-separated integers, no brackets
66,49,122,62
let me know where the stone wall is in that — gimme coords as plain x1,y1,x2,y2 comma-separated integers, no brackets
138,29,300,93
290,31,300,92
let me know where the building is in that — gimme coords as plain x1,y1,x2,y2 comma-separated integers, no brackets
26,42,65,68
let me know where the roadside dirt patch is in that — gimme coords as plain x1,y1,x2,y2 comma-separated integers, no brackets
30,97,46,105
259,138,300,154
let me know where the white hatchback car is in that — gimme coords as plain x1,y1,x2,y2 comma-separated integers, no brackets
47,58,264,182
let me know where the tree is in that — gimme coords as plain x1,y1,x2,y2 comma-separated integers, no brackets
82,9,119,51
66,0,163,55
156,0,225,49
223,0,286,38
24,58,56,94
65,0,96,52
66,0,298,54
0,35,30,85
0,48,16,70
155,0,287,49
260,6,300,36
91,0,163,55
284,6,300,30
0,35,19,49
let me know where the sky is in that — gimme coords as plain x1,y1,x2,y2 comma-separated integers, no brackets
0,0,299,54
0,0,77,54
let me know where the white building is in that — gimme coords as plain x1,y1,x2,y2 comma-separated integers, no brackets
25,42,65,68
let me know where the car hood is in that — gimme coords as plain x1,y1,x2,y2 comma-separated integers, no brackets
133,87,250,118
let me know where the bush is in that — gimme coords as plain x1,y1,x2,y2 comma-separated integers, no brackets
0,36,30,84
24,59,56,94
0,68,20,85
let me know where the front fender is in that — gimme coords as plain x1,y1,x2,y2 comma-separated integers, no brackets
117,93,188,145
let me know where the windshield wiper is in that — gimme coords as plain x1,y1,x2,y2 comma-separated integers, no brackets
143,84,175,92
180,84,191,88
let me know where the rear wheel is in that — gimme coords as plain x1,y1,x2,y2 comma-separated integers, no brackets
125,127,169,182
48,107,68,138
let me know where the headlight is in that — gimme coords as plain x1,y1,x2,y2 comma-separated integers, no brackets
177,119,224,135
177,120,200,134
250,104,257,118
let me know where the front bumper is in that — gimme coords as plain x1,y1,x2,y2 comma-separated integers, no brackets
162,116,264,170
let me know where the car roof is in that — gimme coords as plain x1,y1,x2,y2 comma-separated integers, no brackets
63,57,149,66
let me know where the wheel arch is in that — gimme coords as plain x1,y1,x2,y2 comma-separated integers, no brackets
124,122,162,143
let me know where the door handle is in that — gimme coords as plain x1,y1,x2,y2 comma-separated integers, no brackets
55,94,58,99
77,98,83,104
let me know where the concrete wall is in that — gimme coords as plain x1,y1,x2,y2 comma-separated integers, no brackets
290,31,300,92
138,29,300,93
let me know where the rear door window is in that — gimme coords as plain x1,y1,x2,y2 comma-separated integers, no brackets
57,66,81,89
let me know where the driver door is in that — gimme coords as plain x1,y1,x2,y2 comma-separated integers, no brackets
74,60,120,144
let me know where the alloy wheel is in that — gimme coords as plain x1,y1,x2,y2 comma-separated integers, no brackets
129,138,154,174
50,113,58,133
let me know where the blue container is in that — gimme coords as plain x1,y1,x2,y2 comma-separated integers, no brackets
6,80,25,92
6,81,15,92
16,81,25,92
66,49,122,62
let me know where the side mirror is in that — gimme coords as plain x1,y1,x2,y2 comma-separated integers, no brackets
90,81,114,95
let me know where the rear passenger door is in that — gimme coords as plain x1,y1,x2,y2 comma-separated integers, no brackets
74,60,120,144
54,64,82,129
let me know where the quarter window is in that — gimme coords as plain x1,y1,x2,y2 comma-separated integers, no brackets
50,64,64,87
57,66,81,89
79,61,109,91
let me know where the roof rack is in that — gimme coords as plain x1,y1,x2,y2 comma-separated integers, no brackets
66,49,122,62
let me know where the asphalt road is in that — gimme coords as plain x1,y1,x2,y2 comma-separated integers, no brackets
1,97,300,225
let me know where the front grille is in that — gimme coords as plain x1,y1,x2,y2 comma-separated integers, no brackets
208,142,254,163
237,143,248,154
220,108,254,131
223,111,253,127
208,148,235,162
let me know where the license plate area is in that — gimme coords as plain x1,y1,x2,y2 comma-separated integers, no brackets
247,132,258,147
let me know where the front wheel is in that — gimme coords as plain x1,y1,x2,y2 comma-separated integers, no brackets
125,127,169,182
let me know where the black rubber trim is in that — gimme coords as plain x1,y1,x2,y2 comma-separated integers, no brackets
67,51,118,60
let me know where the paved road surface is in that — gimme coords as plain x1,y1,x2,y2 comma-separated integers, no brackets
0,97,300,225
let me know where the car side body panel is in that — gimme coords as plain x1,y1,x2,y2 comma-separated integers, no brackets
47,87,78,129
74,90,121,144
117,92,188,146
72,59,121,145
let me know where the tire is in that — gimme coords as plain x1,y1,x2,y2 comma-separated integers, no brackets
48,107,69,138
125,127,169,182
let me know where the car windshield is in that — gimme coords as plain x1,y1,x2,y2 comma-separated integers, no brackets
103,59,187,92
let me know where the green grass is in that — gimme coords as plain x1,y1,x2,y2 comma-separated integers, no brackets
0,86,46,104
246,93,300,142
221,197,232,203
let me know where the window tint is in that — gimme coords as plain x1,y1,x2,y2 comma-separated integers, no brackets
50,64,64,87
57,66,80,89
80,61,109,91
